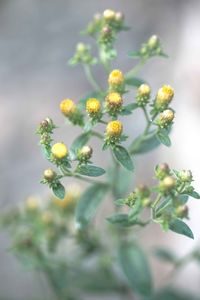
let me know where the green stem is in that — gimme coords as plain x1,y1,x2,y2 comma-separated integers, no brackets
91,130,104,140
126,59,146,78
74,174,103,185
152,194,162,209
84,64,102,92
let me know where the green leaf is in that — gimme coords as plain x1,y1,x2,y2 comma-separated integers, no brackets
75,183,108,227
107,213,130,226
113,145,134,171
154,248,177,263
156,130,171,147
185,190,200,199
118,242,152,296
52,183,65,200
70,133,90,153
169,219,194,239
115,198,126,206
128,200,142,221
129,130,161,154
77,165,106,177
125,77,145,87
120,103,138,115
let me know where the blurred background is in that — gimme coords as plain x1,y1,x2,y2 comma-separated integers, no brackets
1,0,200,299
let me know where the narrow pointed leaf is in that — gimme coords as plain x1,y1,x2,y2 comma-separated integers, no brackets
113,145,134,171
76,183,108,228
169,219,194,239
78,165,106,177
52,183,65,200
118,242,153,296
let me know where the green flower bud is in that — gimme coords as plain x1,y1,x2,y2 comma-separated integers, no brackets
43,168,56,182
179,170,193,183
148,35,160,50
155,163,170,180
160,176,176,192
135,184,150,198
142,198,151,207
176,205,188,219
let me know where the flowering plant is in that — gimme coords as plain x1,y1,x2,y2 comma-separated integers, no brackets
1,9,200,300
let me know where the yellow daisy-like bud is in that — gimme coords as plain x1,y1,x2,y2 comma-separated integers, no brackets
86,98,101,115
136,84,151,106
51,143,68,159
106,92,123,108
60,99,76,117
106,120,123,137
43,168,56,182
137,84,151,97
155,85,174,109
103,9,116,20
78,145,93,160
108,69,125,86
158,109,174,127
26,197,39,211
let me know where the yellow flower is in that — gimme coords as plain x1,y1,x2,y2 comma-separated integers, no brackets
86,98,101,114
106,120,123,137
106,92,123,108
156,85,174,107
26,196,40,211
108,69,125,86
137,84,151,97
53,183,81,208
60,99,76,117
51,143,68,159
103,9,116,20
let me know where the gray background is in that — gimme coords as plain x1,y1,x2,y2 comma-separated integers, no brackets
1,0,200,299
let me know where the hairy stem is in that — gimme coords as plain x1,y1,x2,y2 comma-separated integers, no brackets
84,65,102,92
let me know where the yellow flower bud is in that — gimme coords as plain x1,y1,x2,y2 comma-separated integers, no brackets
86,98,101,114
155,85,174,109
78,145,93,160
60,99,76,117
43,168,56,181
106,92,123,108
26,197,39,211
108,69,125,86
157,109,174,127
137,84,151,97
103,9,115,20
136,84,151,106
51,143,68,159
106,120,123,137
